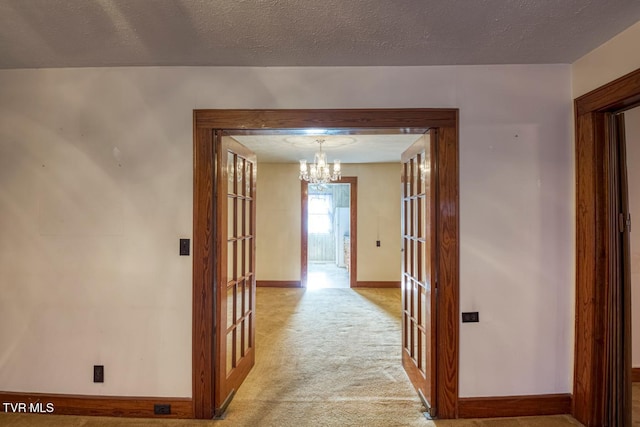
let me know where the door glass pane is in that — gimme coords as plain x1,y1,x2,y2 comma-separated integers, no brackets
403,238,408,272
244,318,250,353
414,157,420,196
408,199,413,237
246,237,252,274
227,242,234,281
237,240,243,277
420,286,426,327
408,159,413,196
226,331,234,374
235,326,242,363
228,197,235,239
416,199,420,238
245,200,251,236
236,197,243,238
245,200,254,236
244,282,250,316
403,201,409,236
245,161,252,196
227,285,235,327
413,281,419,319
417,153,424,195
236,280,244,321
418,241,424,283
236,158,243,190
227,152,235,195
411,322,418,360
424,241,430,283
417,332,423,371
416,241,420,279
238,199,244,236
413,159,419,196
404,160,409,196
422,332,428,376
420,196,426,239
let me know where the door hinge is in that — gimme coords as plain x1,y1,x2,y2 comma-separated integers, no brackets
619,213,631,233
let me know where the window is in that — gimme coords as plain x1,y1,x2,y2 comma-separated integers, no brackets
308,194,333,234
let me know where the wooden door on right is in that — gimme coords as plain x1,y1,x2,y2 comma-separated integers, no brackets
401,130,438,417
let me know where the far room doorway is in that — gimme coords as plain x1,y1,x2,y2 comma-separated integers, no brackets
302,179,357,289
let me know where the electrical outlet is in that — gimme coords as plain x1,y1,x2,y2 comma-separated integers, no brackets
376,240,381,247
154,404,171,415
461,312,479,323
93,365,104,383
179,238,190,256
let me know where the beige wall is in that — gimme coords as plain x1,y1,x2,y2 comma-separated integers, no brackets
572,20,640,97
627,107,640,368
255,163,302,281
256,162,402,283
0,64,573,398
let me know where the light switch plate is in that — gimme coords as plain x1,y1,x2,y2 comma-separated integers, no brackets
180,239,190,256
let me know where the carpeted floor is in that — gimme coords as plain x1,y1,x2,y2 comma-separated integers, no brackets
1,288,585,426
307,262,349,289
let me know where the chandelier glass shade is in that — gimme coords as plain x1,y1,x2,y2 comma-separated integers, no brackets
299,139,341,184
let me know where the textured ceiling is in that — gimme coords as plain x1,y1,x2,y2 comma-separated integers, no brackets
1,0,640,69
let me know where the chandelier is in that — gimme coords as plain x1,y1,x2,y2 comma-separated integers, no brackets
299,139,341,184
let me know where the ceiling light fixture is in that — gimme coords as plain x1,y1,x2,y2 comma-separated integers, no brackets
299,139,341,184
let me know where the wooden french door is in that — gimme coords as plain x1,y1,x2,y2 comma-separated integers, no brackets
214,133,257,416
401,131,438,417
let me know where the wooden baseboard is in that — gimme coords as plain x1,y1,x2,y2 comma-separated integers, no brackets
633,367,640,382
458,393,572,418
354,281,401,288
0,392,193,418
256,280,301,288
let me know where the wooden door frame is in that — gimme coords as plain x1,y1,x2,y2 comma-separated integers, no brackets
573,68,640,426
193,109,459,419
301,177,357,288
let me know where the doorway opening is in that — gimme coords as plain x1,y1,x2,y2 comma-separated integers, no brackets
306,182,352,289
302,178,357,289
573,67,640,426
192,109,459,420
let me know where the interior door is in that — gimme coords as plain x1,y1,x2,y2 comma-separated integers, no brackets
401,130,438,417
214,132,257,416
605,112,632,426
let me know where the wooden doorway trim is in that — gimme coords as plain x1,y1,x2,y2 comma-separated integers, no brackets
301,177,357,288
573,68,640,426
193,109,459,419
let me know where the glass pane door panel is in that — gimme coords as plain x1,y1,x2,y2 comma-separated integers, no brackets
227,285,235,326
227,242,234,281
228,197,235,238
235,327,242,364
227,152,235,195
226,332,233,374
243,318,250,353
236,281,243,321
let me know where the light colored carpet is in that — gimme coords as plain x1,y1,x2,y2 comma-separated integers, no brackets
222,288,426,426
0,288,584,426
